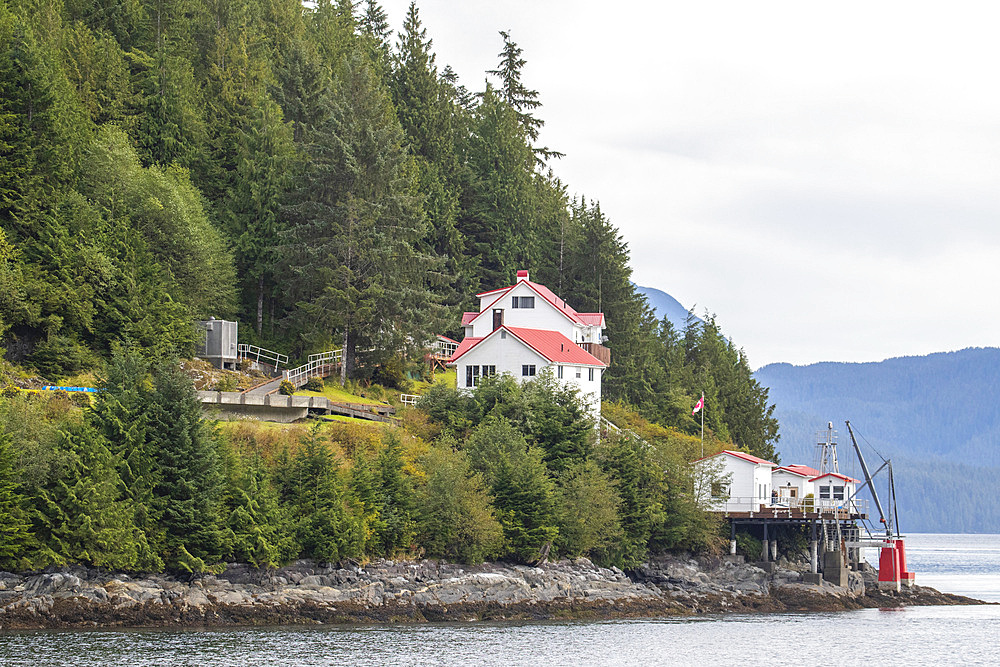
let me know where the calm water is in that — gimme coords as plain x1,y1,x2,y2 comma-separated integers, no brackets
2,533,999,666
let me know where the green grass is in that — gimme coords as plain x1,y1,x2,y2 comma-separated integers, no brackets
297,383,388,406
408,368,456,395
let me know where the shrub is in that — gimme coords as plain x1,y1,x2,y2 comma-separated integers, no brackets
70,392,92,408
215,374,238,392
279,379,296,395
0,385,20,398
736,531,762,561
305,376,324,392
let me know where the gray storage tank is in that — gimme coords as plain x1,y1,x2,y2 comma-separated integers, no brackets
195,318,239,369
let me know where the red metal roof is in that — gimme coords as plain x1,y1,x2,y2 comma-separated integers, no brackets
504,327,606,366
577,313,605,327
447,336,483,363
694,449,777,466
461,312,477,326
447,327,606,367
809,472,860,483
775,464,821,478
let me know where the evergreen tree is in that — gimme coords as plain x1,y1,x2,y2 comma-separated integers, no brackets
282,45,445,373
412,442,503,564
487,30,561,162
148,360,228,571
30,422,157,570
0,426,33,569
466,417,559,562
282,424,363,563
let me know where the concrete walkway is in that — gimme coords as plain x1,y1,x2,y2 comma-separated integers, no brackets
243,377,284,396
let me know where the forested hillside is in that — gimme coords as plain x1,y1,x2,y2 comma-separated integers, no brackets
0,0,778,456
756,348,1000,532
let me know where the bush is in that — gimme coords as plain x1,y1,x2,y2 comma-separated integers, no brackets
279,379,296,395
0,385,20,398
304,376,324,392
215,374,238,392
736,531,762,561
70,392,92,408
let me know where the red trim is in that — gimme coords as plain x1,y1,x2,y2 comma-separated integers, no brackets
693,449,776,466
436,334,459,344
775,464,821,478
809,472,860,483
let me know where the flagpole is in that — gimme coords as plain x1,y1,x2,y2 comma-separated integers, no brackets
700,391,705,457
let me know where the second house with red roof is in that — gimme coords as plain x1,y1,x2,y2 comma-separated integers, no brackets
447,270,610,421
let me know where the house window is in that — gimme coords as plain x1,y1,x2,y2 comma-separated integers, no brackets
557,365,563,378
466,365,480,387
522,364,536,377
819,485,831,500
588,368,594,381
512,296,534,309
833,485,845,501
711,482,730,498
575,367,582,379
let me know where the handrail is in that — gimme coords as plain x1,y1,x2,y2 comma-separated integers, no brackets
237,344,289,369
284,349,342,388
705,495,869,515
431,338,458,359
399,393,420,406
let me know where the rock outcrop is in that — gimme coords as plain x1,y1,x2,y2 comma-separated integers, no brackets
0,555,980,630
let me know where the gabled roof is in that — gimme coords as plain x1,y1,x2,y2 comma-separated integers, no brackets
775,464,821,478
504,327,606,366
810,472,860,483
470,280,605,329
694,449,777,466
437,334,459,344
448,336,483,363
447,326,606,368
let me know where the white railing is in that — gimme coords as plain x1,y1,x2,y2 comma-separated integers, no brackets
284,350,342,388
237,344,289,369
399,393,420,406
706,496,869,515
432,338,459,359
600,417,621,432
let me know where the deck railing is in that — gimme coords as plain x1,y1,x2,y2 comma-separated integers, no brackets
706,496,868,515
237,344,289,370
431,338,458,360
399,393,420,406
284,350,342,388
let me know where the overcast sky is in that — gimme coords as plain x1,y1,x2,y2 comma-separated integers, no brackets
378,1,1000,368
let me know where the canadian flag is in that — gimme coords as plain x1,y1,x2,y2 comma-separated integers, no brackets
692,395,704,415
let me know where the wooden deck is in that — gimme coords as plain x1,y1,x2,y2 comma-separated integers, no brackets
714,507,867,521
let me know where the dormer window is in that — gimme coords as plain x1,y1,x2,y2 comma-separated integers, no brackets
511,296,534,309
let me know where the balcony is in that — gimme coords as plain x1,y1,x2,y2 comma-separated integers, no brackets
580,342,611,365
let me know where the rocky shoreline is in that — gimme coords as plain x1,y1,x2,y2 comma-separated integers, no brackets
0,555,982,631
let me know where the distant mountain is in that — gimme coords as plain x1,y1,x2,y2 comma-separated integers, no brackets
633,284,698,330
755,348,1000,533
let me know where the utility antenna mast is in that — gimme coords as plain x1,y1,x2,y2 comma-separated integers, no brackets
815,421,840,474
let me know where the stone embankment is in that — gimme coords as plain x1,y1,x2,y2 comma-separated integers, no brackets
0,555,981,630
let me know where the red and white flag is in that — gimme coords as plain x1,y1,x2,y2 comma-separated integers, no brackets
692,395,704,415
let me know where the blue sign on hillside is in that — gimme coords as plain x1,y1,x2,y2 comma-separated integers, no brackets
42,386,99,393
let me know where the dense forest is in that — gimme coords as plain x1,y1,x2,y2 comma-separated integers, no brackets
756,348,1000,532
0,0,782,571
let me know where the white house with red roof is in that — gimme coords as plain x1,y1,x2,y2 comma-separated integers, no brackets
695,450,777,512
448,271,609,420
811,472,859,511
772,464,821,505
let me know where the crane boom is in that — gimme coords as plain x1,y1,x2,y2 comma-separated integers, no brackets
845,420,892,539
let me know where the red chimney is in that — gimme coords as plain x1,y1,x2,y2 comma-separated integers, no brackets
516,270,529,281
